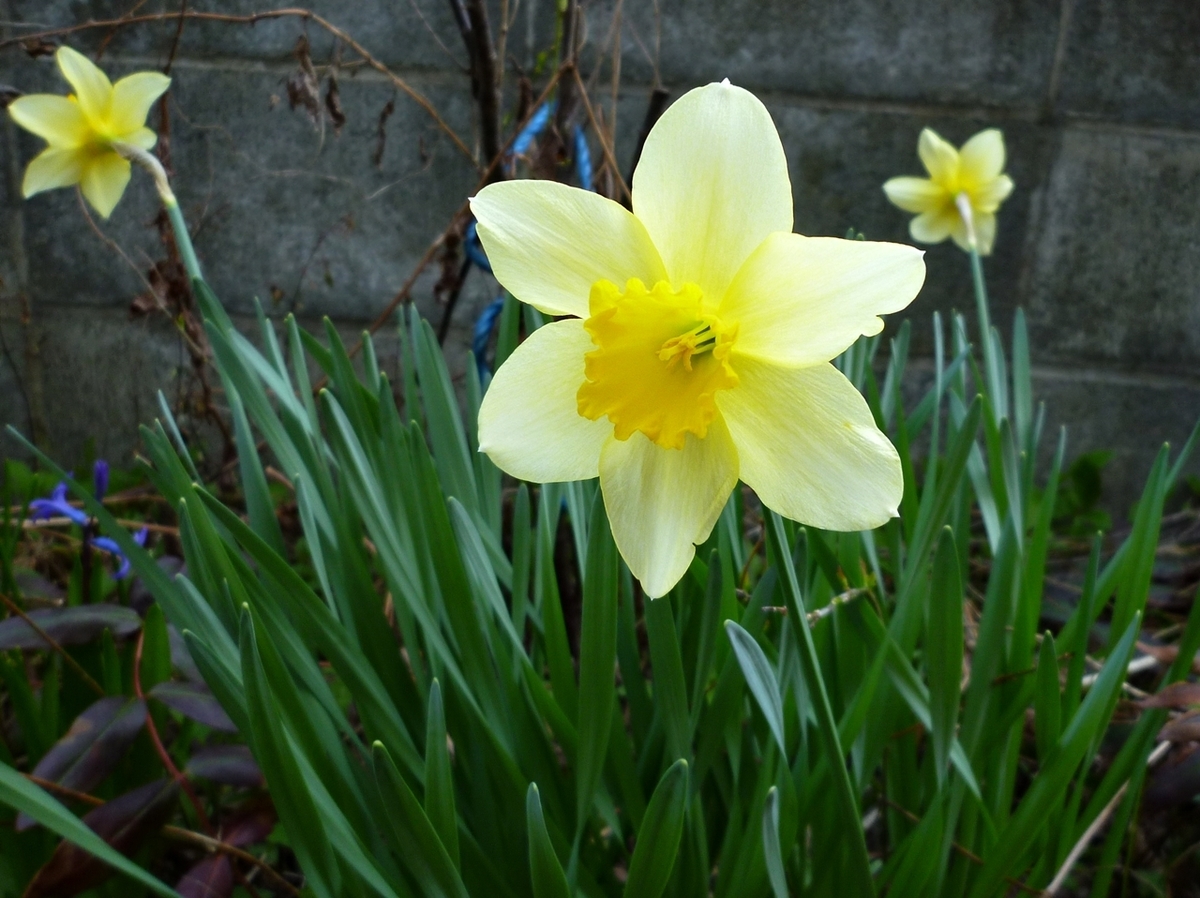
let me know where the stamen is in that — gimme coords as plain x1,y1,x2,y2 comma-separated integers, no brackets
658,322,719,372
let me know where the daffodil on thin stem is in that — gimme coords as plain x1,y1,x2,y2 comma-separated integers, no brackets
883,128,1015,421
8,45,204,285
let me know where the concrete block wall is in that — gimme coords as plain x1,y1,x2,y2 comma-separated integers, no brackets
1,0,1198,509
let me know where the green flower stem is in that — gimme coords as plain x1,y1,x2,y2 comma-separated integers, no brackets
969,245,1005,420
118,142,204,284
164,197,204,284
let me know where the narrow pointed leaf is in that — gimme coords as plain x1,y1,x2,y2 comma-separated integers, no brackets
526,784,570,898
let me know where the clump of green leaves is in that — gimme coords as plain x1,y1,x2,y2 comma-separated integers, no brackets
3,264,1199,898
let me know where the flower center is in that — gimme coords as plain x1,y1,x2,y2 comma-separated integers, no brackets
577,278,738,450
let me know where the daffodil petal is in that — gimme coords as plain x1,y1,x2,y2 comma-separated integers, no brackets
600,422,738,598
632,81,791,303
717,358,901,531
918,128,959,183
478,319,611,482
909,208,959,245
471,180,667,319
110,71,170,135
8,94,89,147
123,126,158,151
21,147,85,196
959,129,1005,184
56,46,113,121
720,233,925,367
973,212,997,255
882,176,946,214
79,153,131,219
972,174,1014,214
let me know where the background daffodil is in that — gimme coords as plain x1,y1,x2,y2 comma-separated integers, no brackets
472,81,926,597
7,45,170,219
883,127,1014,255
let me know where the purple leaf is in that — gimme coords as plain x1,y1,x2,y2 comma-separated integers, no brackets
13,570,66,601
23,779,179,898
129,556,185,616
150,681,237,732
186,746,263,789
0,604,141,650
176,855,234,898
221,801,276,847
18,697,147,831
174,802,276,898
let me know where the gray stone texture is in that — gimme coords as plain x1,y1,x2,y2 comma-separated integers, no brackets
0,0,1198,509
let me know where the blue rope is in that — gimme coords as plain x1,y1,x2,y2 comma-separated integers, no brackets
473,296,507,384
470,105,595,380
574,125,593,192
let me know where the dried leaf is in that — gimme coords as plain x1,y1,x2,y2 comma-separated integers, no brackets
372,96,396,167
23,779,179,898
1145,745,1200,813
1137,680,1200,710
186,746,263,789
150,681,236,732
324,70,346,134
0,604,141,650
18,697,147,831
1159,711,1200,744
21,38,57,58
285,35,322,132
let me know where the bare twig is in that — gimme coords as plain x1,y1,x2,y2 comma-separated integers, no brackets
571,66,629,202
342,65,567,362
162,825,301,896
134,629,212,833
0,9,477,164
554,0,579,137
1042,739,1173,895
456,0,502,174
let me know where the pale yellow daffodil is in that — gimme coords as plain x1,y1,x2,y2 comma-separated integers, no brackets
883,128,1014,255
472,82,925,597
8,46,170,219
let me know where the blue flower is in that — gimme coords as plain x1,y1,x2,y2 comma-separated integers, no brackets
92,528,148,580
27,460,148,581
28,482,88,526
92,460,109,501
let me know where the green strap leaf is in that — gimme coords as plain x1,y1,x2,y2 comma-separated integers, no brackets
625,759,689,898
575,493,619,833
724,620,786,754
424,680,460,869
767,511,876,897
762,786,789,898
526,784,571,898
926,526,964,785
372,741,470,898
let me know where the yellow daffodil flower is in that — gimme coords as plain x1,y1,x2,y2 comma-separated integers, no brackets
472,82,925,597
883,128,1014,255
8,46,170,219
